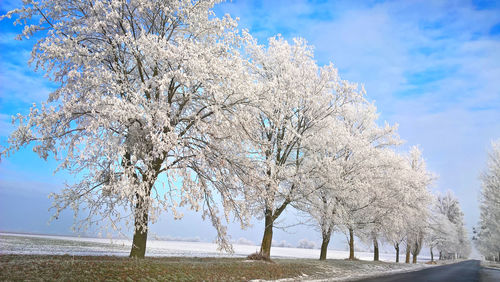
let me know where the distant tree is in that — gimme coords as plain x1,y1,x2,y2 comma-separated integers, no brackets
427,199,457,262
476,140,500,261
1,0,253,258
297,239,317,249
434,191,471,260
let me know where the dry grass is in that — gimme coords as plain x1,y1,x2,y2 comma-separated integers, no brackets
0,254,431,281
247,252,272,262
0,254,318,281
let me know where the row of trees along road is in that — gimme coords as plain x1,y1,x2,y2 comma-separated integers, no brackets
0,0,471,259
474,140,500,262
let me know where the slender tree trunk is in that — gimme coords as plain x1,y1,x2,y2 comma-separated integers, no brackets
439,251,442,260
348,228,355,260
395,243,400,263
260,209,274,258
320,228,332,260
430,247,434,262
130,195,149,258
412,253,417,263
373,237,379,261
405,243,411,263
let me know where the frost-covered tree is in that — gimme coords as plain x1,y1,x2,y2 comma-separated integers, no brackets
427,199,457,262
1,0,254,258
298,97,400,260
242,36,351,258
337,119,400,261
434,191,471,260
356,148,411,262
292,81,365,260
382,210,407,263
476,140,500,261
401,146,433,263
380,157,418,263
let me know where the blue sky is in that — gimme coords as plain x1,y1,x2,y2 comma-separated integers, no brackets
1,0,499,251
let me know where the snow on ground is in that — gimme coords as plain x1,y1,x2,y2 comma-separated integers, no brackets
0,232,429,262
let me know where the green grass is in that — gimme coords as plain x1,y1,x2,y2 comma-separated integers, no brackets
0,255,319,281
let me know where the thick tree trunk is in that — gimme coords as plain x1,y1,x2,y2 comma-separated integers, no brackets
260,209,274,258
412,253,417,263
405,243,411,263
320,229,332,260
430,247,434,262
373,238,379,261
348,228,355,260
395,243,400,263
129,197,149,258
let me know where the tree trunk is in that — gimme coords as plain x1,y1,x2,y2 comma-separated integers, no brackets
405,243,411,263
412,253,417,263
348,228,355,260
320,229,332,260
259,209,274,258
395,243,400,263
373,237,379,261
439,251,442,260
430,247,434,262
129,195,149,258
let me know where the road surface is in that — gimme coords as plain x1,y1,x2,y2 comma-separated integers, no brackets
354,260,500,282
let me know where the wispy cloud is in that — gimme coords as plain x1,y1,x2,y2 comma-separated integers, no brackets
0,113,14,137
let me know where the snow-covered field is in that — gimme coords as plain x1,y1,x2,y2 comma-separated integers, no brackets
0,232,429,262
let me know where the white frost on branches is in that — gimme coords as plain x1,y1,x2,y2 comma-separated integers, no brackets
1,0,470,260
2,0,255,253
476,140,500,260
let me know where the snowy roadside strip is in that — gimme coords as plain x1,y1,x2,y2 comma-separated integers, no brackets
480,260,500,270
319,263,430,282
252,259,466,282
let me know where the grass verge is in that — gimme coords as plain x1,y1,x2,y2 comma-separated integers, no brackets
0,254,319,281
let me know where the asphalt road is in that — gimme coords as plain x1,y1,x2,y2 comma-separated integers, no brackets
355,260,500,282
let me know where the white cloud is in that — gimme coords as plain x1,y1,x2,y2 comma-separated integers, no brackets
0,60,54,106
